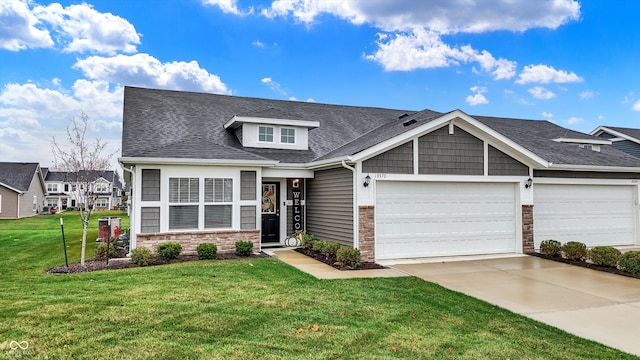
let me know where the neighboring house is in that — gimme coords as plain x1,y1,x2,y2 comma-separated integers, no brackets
0,162,47,219
590,126,640,158
42,169,123,211
120,86,640,261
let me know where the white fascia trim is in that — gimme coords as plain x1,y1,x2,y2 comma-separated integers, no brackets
547,164,640,172
224,115,320,130
552,137,611,145
0,181,24,194
117,157,278,167
589,126,640,145
349,110,551,168
304,156,352,170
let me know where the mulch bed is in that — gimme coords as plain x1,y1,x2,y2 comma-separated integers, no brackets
47,252,270,274
528,252,640,280
294,247,386,271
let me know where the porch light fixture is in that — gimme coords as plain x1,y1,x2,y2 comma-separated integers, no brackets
363,175,371,187
292,179,300,188
525,177,533,189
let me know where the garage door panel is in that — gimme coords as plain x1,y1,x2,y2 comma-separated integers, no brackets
534,184,636,248
376,181,517,259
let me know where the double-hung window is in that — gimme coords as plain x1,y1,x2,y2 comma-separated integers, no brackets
47,184,58,192
204,178,233,228
169,178,199,230
258,126,274,142
281,128,295,144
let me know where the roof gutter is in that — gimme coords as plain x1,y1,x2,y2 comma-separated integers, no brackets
547,164,640,173
118,157,278,167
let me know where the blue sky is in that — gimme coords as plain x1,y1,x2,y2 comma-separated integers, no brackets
2,0,639,170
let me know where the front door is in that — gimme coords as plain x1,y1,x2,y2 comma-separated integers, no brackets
261,182,280,243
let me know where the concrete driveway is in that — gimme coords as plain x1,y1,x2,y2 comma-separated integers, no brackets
390,255,640,356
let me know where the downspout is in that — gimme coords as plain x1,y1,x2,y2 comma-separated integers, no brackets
121,165,135,256
341,159,359,248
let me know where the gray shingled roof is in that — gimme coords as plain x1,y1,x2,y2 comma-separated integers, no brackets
122,86,412,163
475,116,640,167
0,162,40,192
604,126,640,142
44,170,122,189
122,86,640,168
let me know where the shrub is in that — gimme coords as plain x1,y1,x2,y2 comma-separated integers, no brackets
336,247,361,269
588,246,621,267
94,243,116,259
235,241,254,256
618,251,640,274
197,243,218,260
539,240,562,257
157,242,182,260
562,241,588,261
301,233,316,249
130,247,153,266
321,241,341,259
312,239,327,253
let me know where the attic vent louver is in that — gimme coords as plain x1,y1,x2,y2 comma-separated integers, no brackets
398,113,409,119
403,119,417,127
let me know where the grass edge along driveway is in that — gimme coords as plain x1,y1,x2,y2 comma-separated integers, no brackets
0,213,636,359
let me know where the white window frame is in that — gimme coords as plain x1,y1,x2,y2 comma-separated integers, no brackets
0,194,2,213
95,198,109,208
258,126,274,143
280,127,295,144
47,183,58,192
95,182,109,193
168,177,200,230
204,178,233,229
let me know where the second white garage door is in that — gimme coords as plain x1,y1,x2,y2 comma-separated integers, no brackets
376,181,517,260
533,184,637,248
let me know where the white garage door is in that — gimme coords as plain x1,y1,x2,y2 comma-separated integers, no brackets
376,181,517,260
533,184,637,248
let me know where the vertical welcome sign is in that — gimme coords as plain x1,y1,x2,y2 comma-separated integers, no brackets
291,179,303,232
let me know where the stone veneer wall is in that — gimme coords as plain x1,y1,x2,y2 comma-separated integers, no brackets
136,230,260,255
522,205,534,253
358,206,375,262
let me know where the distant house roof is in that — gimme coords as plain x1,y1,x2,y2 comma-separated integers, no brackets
121,86,640,169
591,126,640,143
43,170,122,189
0,162,41,193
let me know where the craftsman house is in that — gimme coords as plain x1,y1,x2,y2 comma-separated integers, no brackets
120,86,640,261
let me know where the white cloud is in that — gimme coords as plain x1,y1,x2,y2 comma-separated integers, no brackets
32,2,140,54
516,64,583,84
260,0,580,33
364,28,515,79
621,92,636,104
542,112,553,118
579,90,597,100
598,115,605,120
74,53,230,94
0,81,123,168
261,77,290,97
566,117,583,125
252,40,265,48
633,100,640,111
0,0,53,51
203,0,253,15
528,86,556,100
465,86,489,106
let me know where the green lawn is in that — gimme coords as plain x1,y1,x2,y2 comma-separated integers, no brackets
0,212,636,359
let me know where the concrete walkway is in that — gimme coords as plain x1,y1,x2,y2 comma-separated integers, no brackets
390,256,640,357
269,249,407,279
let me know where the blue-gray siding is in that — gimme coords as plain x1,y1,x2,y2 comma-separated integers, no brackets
240,205,256,230
612,140,640,159
419,125,483,175
362,141,413,174
306,167,354,246
488,145,529,176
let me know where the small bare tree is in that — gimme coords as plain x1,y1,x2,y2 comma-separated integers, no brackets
51,112,117,265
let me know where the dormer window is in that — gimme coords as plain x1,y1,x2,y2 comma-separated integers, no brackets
224,110,319,151
281,128,295,144
258,126,274,143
